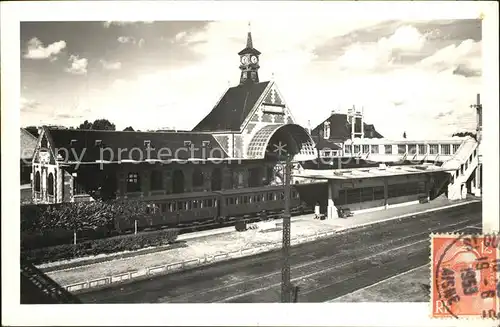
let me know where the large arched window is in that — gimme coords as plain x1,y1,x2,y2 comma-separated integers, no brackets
192,168,204,188
47,173,54,195
35,171,41,192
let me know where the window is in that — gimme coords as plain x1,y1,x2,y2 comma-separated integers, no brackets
373,186,385,200
398,144,406,154
323,121,331,139
429,144,439,155
47,173,54,196
150,170,163,191
452,144,460,153
370,145,378,154
267,192,274,201
441,144,451,155
126,172,141,192
362,145,369,154
418,144,427,155
384,145,392,155
192,168,204,187
345,145,351,154
408,144,417,155
73,177,87,195
345,188,361,204
336,190,347,205
35,171,41,192
360,187,374,202
353,145,361,154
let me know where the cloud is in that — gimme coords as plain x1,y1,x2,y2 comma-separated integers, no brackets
117,36,145,47
418,39,481,74
174,31,188,42
453,64,481,77
103,21,154,28
335,25,427,72
23,37,66,60
65,55,88,75
100,59,122,70
118,36,136,44
20,97,41,112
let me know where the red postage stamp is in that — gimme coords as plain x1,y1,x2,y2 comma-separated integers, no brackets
431,233,499,319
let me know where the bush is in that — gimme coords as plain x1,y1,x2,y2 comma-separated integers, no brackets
235,220,247,232
22,228,180,265
21,200,161,233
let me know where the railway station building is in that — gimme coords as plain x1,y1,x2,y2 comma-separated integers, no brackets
29,30,482,218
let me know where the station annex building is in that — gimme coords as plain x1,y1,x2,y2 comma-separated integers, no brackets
29,30,483,219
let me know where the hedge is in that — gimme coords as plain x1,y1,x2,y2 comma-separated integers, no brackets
21,200,160,233
22,228,180,265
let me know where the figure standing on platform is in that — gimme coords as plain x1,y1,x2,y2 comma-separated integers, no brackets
314,201,321,219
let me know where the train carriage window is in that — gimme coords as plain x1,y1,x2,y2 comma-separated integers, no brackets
227,197,235,205
243,195,249,204
279,192,285,200
373,186,385,200
267,192,274,201
192,200,199,209
248,196,252,203
186,201,192,210
177,201,184,211
161,203,167,213
203,199,213,207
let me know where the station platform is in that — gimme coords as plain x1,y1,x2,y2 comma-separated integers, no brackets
41,196,479,289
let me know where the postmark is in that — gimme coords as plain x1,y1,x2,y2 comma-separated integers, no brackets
431,233,499,319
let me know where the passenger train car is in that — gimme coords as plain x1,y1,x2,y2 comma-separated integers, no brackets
114,185,304,232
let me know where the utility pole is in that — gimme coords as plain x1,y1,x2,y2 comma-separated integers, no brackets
281,154,292,302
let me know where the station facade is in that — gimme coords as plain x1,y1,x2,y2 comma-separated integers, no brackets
30,30,482,217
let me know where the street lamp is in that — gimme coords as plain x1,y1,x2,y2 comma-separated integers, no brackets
281,154,292,302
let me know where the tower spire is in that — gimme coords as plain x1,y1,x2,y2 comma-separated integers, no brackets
246,22,253,49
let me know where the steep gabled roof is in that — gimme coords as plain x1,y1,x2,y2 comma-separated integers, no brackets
21,128,38,160
45,128,228,163
311,113,384,141
192,81,270,132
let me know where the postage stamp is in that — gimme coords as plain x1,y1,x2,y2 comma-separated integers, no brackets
431,233,500,320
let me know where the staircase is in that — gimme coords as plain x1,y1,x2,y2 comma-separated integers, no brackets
440,137,480,200
21,260,81,304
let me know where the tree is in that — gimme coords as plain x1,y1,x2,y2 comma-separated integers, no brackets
78,120,93,130
24,126,39,138
77,119,116,131
123,126,134,131
92,119,116,131
452,132,477,140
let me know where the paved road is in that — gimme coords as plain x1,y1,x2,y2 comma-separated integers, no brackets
78,202,482,303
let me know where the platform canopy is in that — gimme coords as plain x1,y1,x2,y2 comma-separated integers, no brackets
294,164,456,180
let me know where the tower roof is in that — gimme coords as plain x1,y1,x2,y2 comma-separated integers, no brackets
238,31,261,56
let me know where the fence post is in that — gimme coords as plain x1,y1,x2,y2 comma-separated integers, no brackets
135,220,137,235
73,230,77,245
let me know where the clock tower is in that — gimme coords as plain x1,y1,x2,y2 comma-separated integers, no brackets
238,25,261,85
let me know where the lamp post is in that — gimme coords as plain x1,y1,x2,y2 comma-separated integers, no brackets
281,154,292,302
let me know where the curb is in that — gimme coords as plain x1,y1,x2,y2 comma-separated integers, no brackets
62,200,480,293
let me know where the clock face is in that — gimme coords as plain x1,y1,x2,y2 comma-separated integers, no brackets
251,55,258,64
241,56,249,65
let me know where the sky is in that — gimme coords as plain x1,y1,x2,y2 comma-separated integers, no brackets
20,19,481,139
